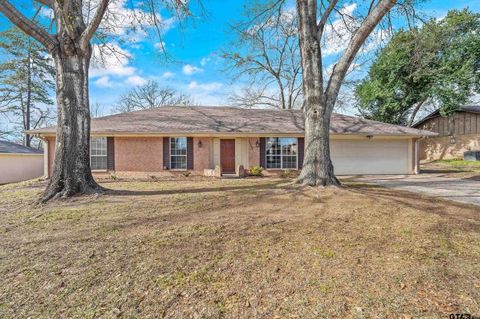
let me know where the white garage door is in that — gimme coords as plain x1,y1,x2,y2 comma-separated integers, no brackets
331,139,410,175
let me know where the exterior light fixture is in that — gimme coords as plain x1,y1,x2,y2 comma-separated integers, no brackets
366,135,373,139
198,140,203,148
449,135,456,145
256,139,260,147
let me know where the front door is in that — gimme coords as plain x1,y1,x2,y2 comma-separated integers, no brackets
220,139,236,173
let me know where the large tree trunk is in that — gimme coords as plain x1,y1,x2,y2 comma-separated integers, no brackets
295,0,395,186
298,105,340,186
296,0,340,187
42,44,103,202
25,42,32,147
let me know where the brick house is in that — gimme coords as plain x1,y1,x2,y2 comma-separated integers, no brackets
413,105,480,160
28,106,436,177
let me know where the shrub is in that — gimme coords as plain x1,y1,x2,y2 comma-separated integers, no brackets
110,173,118,180
249,166,263,176
183,171,191,177
280,170,296,178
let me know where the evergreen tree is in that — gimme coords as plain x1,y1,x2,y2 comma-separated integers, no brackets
0,27,55,146
355,10,480,126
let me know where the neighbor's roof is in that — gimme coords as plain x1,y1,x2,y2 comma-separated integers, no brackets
0,140,43,154
28,106,437,137
413,104,480,128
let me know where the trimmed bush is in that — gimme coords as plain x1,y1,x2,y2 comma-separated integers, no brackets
249,166,264,176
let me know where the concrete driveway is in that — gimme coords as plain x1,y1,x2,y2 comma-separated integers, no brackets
350,173,480,207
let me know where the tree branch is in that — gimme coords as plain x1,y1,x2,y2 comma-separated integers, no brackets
34,0,52,8
317,0,338,39
0,0,58,51
326,0,396,105
80,0,109,50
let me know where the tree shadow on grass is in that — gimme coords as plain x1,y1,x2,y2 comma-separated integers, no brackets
106,180,289,197
347,184,480,232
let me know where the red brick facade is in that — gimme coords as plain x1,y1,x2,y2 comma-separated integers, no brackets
45,136,263,176
114,137,164,171
193,137,212,171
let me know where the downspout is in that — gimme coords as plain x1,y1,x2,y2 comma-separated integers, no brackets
414,136,427,175
35,134,49,179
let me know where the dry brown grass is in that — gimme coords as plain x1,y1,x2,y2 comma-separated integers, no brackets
1,177,479,318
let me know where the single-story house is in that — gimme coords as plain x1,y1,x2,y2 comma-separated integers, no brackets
413,105,480,160
0,140,44,184
28,106,436,177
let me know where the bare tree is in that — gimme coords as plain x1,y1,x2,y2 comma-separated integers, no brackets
115,80,192,112
223,3,302,109
295,0,414,186
0,0,191,201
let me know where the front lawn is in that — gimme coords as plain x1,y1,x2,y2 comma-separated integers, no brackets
422,159,480,179
1,177,479,318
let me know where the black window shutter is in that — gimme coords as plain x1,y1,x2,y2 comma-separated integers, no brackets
187,137,194,170
259,137,266,168
163,137,170,169
107,137,115,171
298,137,304,169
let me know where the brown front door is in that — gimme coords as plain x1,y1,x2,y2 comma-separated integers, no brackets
220,139,236,173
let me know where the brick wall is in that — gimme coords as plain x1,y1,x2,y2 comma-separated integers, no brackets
114,137,163,171
193,137,211,171
45,135,262,176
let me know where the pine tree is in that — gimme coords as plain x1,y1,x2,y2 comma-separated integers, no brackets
0,27,55,147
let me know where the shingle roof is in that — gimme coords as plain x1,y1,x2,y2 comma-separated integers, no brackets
459,104,480,114
28,106,436,137
413,104,480,128
0,140,43,154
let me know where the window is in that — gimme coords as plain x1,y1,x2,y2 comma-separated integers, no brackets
266,137,297,169
170,137,187,169
90,137,107,170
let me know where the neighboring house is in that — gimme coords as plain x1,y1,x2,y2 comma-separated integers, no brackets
413,105,480,160
0,140,44,184
28,106,436,177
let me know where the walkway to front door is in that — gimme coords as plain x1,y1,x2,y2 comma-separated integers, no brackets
220,139,235,174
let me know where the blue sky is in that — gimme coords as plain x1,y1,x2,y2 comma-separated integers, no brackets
1,0,480,120
86,0,480,116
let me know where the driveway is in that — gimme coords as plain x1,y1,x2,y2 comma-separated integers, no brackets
350,173,480,206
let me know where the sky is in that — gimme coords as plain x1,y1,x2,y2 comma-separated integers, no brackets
87,0,480,116
1,0,480,122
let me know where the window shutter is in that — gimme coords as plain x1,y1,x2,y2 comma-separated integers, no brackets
107,137,115,171
163,137,170,169
187,137,194,170
298,137,304,169
259,137,266,168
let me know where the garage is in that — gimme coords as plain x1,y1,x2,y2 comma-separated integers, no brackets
331,138,411,175
0,140,44,184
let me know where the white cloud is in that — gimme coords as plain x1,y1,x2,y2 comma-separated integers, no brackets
325,62,360,78
39,7,54,19
320,3,389,57
125,75,147,86
162,71,174,78
361,28,389,53
182,64,203,75
321,3,359,56
185,81,226,105
200,57,210,66
95,0,175,43
90,43,136,77
154,41,166,51
94,76,114,88
188,81,223,91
